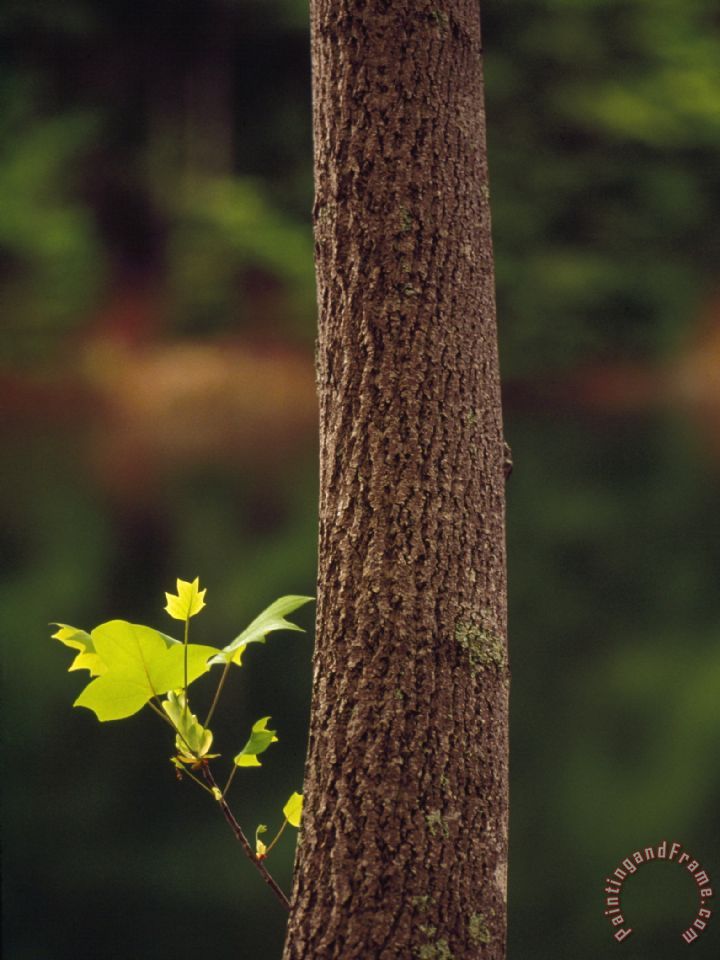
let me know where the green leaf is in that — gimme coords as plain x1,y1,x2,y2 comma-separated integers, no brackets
164,577,207,621
283,791,303,828
214,595,314,667
233,716,278,767
162,690,215,759
73,620,219,721
51,623,106,676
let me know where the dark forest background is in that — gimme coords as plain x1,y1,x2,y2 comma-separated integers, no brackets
2,1,719,957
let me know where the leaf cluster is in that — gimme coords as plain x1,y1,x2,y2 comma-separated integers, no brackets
52,578,313,902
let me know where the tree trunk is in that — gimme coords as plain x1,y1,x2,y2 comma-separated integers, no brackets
283,2,508,958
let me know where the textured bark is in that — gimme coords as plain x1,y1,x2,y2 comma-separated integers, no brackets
283,2,508,958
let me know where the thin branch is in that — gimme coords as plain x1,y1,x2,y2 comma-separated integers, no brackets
182,618,190,721
201,764,290,911
222,762,239,798
263,818,288,859
204,659,232,728
177,764,216,796
147,698,176,729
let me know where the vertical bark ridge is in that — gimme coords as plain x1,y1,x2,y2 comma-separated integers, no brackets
284,2,508,958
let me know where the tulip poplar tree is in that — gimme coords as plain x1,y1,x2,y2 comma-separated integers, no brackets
283,2,510,958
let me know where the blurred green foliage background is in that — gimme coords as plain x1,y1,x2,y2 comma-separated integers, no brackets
2,0,719,957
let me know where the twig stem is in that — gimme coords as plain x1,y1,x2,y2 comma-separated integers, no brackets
201,765,290,911
204,659,232,728
264,818,288,858
183,618,190,720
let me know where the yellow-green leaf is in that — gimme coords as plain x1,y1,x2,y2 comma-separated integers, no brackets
51,623,107,677
235,754,261,767
162,690,215,759
164,577,207,621
213,595,314,667
233,716,278,768
73,620,219,721
283,791,303,828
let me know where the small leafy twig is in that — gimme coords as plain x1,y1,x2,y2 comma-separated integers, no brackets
201,764,291,911
164,577,207,722
52,580,312,910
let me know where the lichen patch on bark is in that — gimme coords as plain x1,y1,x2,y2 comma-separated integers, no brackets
454,621,508,674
